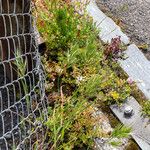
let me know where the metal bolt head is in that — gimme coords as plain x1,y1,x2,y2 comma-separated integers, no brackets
124,105,133,117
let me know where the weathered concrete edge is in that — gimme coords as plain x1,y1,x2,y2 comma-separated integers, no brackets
119,44,150,100
85,0,150,149
86,0,150,100
86,0,130,44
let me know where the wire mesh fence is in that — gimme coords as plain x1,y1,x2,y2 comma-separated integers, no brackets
0,0,48,149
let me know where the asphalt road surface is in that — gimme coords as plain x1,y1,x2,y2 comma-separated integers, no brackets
96,0,150,60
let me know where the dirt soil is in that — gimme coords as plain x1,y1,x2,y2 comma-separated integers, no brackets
96,0,150,60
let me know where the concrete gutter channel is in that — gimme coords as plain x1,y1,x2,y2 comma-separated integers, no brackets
84,0,150,149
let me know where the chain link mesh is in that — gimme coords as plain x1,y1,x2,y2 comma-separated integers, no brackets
0,0,48,149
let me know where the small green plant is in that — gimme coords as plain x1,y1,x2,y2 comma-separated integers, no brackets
109,125,131,147
45,94,103,149
14,50,27,77
111,125,131,139
142,101,150,117
13,50,30,109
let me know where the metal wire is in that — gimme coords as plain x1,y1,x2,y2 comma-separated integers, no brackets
0,0,48,149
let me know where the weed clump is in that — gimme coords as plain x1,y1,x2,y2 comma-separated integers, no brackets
142,101,150,117
36,0,131,149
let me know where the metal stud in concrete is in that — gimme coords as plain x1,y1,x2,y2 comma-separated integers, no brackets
110,97,150,150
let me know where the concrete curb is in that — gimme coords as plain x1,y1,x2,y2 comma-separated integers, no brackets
86,0,150,101
119,44,150,100
87,0,130,44
85,0,150,150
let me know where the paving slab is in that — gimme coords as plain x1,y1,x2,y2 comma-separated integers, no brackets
119,44,150,99
110,96,150,150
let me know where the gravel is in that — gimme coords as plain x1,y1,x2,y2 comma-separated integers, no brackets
96,0,150,60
